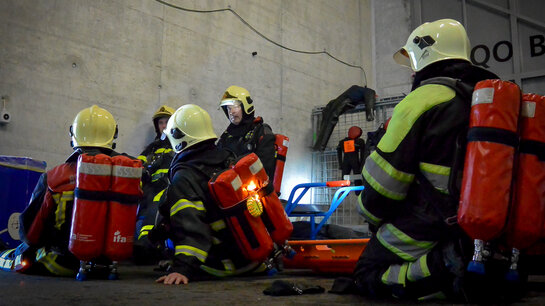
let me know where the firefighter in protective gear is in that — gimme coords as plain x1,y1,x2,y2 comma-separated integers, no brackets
353,19,498,301
152,104,265,285
217,86,277,181
337,126,365,178
0,105,129,276
133,105,175,265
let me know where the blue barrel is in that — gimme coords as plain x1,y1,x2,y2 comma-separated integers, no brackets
0,156,47,247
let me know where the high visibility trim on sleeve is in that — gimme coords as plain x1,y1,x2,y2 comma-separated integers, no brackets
381,262,409,286
407,253,431,282
138,225,154,240
357,194,382,226
175,245,208,262
210,220,227,231
151,169,169,182
153,188,166,202
419,162,450,193
137,155,147,163
362,152,413,200
170,199,205,216
378,85,455,153
377,223,436,261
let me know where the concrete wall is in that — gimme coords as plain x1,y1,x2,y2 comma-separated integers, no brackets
0,0,372,197
372,0,413,97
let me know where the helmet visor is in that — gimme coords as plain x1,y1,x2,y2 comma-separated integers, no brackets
220,99,242,108
393,48,411,68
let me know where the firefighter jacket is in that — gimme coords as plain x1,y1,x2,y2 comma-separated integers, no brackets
14,148,122,275
136,138,174,243
156,141,260,279
217,116,276,180
358,61,498,260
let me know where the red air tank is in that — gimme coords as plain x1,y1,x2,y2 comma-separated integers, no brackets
234,153,293,245
506,93,545,250
103,155,143,261
458,80,521,241
208,160,274,262
273,134,289,195
69,154,111,261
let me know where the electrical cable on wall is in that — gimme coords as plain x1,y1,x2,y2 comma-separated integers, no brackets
155,0,367,86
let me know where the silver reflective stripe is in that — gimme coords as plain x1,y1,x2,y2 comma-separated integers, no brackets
381,262,408,286
222,259,235,272
231,175,242,191
407,253,431,281
521,101,536,118
78,162,112,176
472,87,494,106
113,165,142,178
364,157,411,200
420,172,448,193
249,158,263,175
377,223,437,261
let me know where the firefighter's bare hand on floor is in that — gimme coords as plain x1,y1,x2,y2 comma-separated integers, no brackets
156,272,189,285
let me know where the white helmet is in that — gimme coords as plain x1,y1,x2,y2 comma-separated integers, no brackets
165,104,217,153
393,19,471,72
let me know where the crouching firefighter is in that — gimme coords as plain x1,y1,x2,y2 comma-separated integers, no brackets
352,19,500,302
150,104,267,285
0,105,134,276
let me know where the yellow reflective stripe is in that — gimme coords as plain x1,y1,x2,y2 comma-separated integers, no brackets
154,148,173,154
407,253,431,282
175,245,207,262
138,225,154,240
200,262,262,277
377,223,436,261
153,189,166,202
357,194,381,225
210,220,227,231
170,199,205,216
36,249,75,276
54,191,73,230
378,84,455,153
419,162,450,176
212,237,222,245
151,169,169,181
381,262,408,286
137,155,147,163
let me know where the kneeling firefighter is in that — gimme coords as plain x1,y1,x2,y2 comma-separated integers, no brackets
0,105,136,276
151,104,266,285
353,19,499,301
134,105,175,264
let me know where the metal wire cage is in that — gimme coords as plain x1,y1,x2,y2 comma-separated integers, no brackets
309,95,404,228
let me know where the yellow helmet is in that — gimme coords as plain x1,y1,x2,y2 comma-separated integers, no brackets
165,104,217,153
219,85,255,117
152,105,175,121
70,105,118,149
393,19,471,72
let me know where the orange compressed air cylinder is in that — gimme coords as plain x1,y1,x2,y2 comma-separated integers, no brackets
506,93,545,250
234,153,293,245
458,80,521,241
103,155,143,261
273,134,289,195
69,154,111,261
208,160,274,262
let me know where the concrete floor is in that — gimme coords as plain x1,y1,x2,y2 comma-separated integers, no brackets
1,264,545,306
